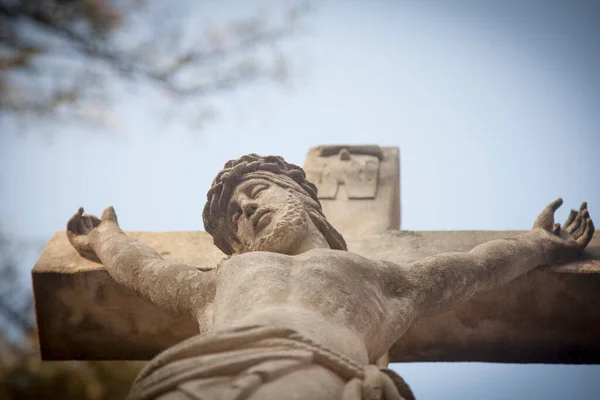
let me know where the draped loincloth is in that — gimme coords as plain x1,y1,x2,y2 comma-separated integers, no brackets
127,325,415,400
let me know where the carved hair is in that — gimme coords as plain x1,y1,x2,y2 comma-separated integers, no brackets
203,154,347,255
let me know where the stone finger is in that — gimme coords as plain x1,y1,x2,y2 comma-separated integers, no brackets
581,209,590,221
567,213,583,234
553,223,561,235
580,201,588,211
83,217,93,231
534,199,563,231
66,215,78,233
548,198,564,212
75,216,86,234
573,216,586,239
101,206,118,223
563,209,578,230
533,210,554,231
90,215,102,228
578,217,595,248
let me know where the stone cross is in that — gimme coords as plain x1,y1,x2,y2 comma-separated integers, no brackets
32,145,600,364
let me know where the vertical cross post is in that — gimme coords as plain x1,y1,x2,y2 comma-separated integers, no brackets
303,145,400,236
304,145,400,367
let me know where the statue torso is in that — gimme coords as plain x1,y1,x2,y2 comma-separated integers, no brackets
205,249,415,364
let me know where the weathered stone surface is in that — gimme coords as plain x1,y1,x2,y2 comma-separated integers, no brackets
304,146,400,235
34,146,599,400
33,232,216,360
33,145,599,377
392,252,600,363
33,230,600,361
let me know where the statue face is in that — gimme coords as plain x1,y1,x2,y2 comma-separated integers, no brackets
227,178,310,254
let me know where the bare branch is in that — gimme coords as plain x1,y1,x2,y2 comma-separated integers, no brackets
160,25,293,77
1,0,311,127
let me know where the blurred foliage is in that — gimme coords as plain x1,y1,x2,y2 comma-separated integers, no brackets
0,234,146,399
0,346,144,400
0,0,311,128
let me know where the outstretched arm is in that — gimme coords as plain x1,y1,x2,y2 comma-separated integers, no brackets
66,207,216,320
403,199,594,317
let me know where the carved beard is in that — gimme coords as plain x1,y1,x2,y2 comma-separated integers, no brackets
245,192,308,254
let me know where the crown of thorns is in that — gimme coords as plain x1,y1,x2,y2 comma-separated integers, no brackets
202,154,346,254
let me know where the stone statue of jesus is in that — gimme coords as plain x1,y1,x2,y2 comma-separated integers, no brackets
66,154,594,400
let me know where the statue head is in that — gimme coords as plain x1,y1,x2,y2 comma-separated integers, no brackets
203,154,347,255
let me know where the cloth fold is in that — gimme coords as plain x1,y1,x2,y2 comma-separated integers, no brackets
128,326,412,400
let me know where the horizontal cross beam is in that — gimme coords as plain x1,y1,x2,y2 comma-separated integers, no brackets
32,230,600,362
31,146,600,364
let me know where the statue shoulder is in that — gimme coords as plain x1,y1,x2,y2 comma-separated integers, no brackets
217,251,292,270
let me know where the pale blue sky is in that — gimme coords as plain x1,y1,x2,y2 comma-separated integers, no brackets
1,1,599,399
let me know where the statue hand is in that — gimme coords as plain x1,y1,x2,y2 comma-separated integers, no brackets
66,207,120,262
533,198,595,261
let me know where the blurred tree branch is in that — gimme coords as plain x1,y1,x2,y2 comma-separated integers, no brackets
1,0,311,124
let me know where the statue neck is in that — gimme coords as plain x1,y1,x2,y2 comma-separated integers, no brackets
288,222,331,255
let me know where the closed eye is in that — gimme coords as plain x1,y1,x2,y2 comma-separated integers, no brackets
231,207,242,225
251,184,268,198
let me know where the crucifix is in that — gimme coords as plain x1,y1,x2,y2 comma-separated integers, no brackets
32,145,600,398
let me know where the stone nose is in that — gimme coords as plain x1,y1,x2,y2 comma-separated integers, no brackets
242,201,258,218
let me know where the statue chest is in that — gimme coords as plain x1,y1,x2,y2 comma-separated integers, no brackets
213,250,391,326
